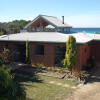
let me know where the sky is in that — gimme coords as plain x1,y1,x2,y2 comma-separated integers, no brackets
0,0,100,27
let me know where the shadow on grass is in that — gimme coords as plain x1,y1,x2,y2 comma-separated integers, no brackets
11,66,43,83
26,98,33,100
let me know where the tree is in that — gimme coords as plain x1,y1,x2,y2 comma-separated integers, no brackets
0,66,26,100
0,55,26,100
64,35,77,74
0,20,31,35
26,40,29,63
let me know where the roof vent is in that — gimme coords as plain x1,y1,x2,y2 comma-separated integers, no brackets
62,16,64,24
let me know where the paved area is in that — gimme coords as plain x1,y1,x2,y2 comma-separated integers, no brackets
67,64,100,100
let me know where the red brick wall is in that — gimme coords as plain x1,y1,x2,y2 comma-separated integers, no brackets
29,42,90,69
0,42,26,61
77,44,90,70
1,40,100,70
89,41,100,62
29,42,55,66
0,41,91,70
29,42,66,67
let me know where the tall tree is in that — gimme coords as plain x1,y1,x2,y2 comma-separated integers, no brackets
64,35,77,74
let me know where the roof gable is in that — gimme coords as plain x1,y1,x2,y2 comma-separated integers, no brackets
24,15,72,29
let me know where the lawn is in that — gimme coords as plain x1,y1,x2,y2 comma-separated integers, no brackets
13,67,78,100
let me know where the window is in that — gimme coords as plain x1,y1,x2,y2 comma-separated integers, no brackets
64,28,67,32
5,44,8,48
34,45,44,55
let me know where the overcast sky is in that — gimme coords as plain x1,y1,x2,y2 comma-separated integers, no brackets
0,0,100,27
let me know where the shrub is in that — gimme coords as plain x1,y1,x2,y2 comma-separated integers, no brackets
7,82,26,100
45,67,56,72
26,40,29,63
3,48,9,53
37,63,44,68
78,71,88,81
0,66,26,100
58,68,66,74
2,48,10,63
95,32,100,34
0,54,4,66
57,59,65,68
64,35,78,74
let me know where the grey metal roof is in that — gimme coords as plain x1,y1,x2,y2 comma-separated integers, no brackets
0,32,93,44
24,15,72,29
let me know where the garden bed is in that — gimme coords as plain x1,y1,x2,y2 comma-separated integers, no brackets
6,62,89,84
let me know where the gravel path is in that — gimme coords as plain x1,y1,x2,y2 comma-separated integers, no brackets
67,64,100,100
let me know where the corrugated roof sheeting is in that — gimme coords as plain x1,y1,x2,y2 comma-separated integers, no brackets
0,32,95,44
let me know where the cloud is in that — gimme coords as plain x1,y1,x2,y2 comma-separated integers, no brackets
65,14,100,27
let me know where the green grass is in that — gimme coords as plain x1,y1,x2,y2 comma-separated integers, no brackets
12,67,78,100
18,75,77,100
39,75,78,86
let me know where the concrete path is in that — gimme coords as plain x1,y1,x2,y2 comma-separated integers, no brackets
67,64,100,100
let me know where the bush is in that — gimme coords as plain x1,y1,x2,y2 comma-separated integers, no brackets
37,63,44,68
58,68,66,74
26,40,29,63
45,67,56,72
3,48,9,53
2,48,10,63
78,71,88,81
0,54,4,66
0,66,26,100
64,35,77,74
55,59,65,68
7,82,26,100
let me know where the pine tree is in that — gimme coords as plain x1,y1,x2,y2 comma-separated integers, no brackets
64,35,77,74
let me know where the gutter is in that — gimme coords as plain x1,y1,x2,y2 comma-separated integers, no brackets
0,39,93,45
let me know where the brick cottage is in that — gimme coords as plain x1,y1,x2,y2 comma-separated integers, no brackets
0,15,100,70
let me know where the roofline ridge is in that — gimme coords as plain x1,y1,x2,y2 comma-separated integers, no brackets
24,14,72,29
40,14,57,18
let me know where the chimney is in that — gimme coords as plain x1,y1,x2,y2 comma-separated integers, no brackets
62,16,64,24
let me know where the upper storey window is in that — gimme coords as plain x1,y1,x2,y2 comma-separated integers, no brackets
57,28,70,33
